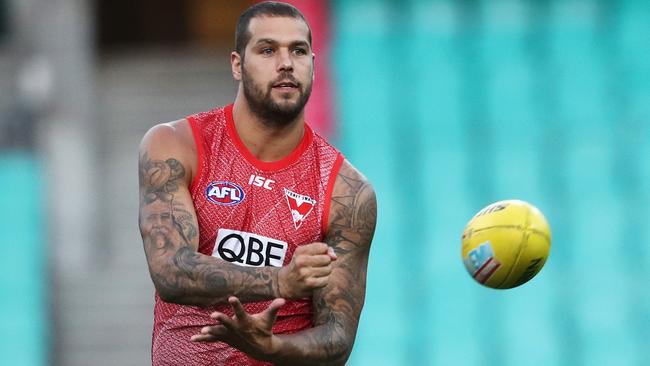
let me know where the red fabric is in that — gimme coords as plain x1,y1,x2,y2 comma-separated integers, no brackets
152,104,342,366
188,116,205,193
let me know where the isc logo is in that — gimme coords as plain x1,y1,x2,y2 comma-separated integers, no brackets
205,181,245,206
248,174,275,190
212,229,288,267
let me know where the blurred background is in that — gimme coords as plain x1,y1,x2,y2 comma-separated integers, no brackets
1,0,648,365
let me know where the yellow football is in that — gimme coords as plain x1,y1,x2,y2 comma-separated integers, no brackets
461,200,551,289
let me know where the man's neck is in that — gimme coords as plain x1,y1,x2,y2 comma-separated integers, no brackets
232,97,305,163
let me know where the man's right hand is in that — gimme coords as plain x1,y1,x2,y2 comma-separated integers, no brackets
277,243,337,299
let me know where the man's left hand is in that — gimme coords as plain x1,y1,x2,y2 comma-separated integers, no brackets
190,296,285,360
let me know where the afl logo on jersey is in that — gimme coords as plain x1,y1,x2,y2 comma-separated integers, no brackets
205,181,245,206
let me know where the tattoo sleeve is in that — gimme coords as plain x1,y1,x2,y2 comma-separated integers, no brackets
138,150,280,306
271,161,377,366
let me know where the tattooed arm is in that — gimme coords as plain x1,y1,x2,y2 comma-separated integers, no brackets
193,159,376,365
139,121,334,307
269,160,376,365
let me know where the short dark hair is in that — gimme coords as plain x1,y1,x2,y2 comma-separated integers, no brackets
235,1,312,57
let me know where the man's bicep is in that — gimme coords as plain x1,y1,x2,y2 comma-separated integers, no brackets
138,125,200,265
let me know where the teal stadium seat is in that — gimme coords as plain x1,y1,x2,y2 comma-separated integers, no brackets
333,0,650,365
0,153,47,366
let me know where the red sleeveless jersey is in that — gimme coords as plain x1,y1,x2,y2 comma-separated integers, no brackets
151,104,344,365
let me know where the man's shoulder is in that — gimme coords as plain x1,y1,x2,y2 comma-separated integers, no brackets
337,159,373,191
139,119,197,187
140,119,193,153
327,158,377,236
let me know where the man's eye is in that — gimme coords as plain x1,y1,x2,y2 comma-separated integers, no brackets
293,48,307,55
261,48,274,55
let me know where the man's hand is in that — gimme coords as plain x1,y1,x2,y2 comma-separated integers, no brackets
191,296,285,361
278,242,337,299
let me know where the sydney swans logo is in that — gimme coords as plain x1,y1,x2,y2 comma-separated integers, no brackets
284,188,316,229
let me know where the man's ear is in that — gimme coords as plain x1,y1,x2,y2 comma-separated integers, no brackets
312,52,316,81
231,51,243,81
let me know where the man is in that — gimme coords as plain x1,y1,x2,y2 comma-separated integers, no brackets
138,2,376,365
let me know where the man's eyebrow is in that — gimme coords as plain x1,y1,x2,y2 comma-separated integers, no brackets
253,39,310,48
291,40,310,48
254,38,278,46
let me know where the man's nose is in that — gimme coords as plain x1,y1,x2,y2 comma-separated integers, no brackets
277,49,294,72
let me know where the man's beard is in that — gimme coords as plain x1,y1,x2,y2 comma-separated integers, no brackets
242,67,312,128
